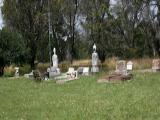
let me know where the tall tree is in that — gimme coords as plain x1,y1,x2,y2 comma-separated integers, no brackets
0,27,25,76
2,0,48,68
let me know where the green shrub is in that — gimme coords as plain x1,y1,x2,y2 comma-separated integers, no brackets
37,63,49,73
19,65,31,75
59,61,71,72
3,66,15,77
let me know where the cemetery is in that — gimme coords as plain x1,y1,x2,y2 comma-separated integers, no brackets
0,0,160,119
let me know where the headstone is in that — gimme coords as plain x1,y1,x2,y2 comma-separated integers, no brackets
48,48,61,78
127,61,133,71
14,67,19,78
66,67,78,79
91,44,99,73
82,67,89,76
152,59,160,72
24,70,34,79
77,67,83,75
115,60,127,75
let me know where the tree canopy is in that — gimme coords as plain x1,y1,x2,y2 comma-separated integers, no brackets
1,0,160,67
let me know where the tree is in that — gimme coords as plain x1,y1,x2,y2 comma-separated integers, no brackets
2,0,48,68
0,27,26,76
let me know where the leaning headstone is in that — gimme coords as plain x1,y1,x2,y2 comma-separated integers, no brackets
115,60,127,75
127,61,133,71
48,48,61,78
152,59,160,72
14,67,19,78
91,44,99,73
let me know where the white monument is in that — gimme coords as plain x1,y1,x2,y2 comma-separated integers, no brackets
127,61,133,71
49,48,60,78
91,44,99,73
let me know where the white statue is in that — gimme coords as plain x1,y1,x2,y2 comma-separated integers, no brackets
52,48,58,68
93,43,96,51
91,44,99,73
92,50,98,66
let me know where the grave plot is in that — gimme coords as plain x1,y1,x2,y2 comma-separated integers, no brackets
98,60,133,83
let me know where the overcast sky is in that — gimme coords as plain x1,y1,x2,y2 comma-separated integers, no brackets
0,0,3,29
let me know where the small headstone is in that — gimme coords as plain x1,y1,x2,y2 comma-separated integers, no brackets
66,67,78,79
24,70,34,79
82,67,89,76
77,67,83,75
152,59,160,72
91,44,99,73
127,61,133,71
115,60,127,75
14,67,19,78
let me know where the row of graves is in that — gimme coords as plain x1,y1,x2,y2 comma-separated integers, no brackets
23,44,99,83
14,44,160,84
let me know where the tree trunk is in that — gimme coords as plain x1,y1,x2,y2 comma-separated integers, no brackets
30,44,37,69
0,57,5,76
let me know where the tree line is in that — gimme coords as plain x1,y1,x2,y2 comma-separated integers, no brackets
0,0,160,73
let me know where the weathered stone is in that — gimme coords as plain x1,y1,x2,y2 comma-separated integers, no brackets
152,59,160,72
115,60,127,75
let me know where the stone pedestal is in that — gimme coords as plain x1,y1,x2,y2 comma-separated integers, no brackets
91,66,99,73
49,67,60,78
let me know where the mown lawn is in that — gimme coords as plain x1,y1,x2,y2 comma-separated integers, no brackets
0,72,160,120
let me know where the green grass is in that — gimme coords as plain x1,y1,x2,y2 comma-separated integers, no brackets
0,72,160,120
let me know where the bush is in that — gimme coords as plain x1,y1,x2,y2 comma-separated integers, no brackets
19,65,31,75
37,63,49,73
3,66,15,77
59,61,71,72
36,62,72,73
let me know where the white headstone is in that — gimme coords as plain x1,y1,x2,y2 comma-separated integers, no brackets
127,61,133,71
14,67,19,77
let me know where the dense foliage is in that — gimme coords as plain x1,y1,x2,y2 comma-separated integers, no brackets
0,28,26,76
1,0,160,68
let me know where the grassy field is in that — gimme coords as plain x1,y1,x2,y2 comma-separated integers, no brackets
0,72,160,120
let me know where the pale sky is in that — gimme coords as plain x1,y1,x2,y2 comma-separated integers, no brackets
0,0,3,29
0,0,117,29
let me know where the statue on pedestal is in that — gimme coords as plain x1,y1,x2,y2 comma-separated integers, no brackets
48,48,61,78
91,44,99,73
